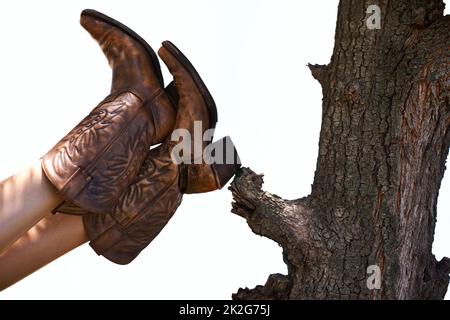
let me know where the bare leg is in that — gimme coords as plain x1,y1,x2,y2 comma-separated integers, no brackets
0,213,88,291
0,160,63,253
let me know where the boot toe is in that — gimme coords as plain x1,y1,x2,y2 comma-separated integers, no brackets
80,10,111,41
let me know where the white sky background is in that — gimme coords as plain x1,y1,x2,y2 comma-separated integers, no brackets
0,0,448,299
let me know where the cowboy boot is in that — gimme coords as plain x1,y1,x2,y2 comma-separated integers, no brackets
42,10,177,215
159,41,240,193
82,137,240,265
79,42,241,264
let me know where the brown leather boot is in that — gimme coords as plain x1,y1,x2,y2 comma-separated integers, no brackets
42,10,177,215
158,41,240,193
80,9,177,141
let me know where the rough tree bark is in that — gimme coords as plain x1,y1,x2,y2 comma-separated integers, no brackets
231,0,450,300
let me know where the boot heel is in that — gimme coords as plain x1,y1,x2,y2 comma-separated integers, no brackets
181,136,241,194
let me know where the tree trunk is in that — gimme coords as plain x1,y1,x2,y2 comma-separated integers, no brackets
231,0,450,300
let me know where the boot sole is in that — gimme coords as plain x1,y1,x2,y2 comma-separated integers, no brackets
162,41,218,129
81,9,165,88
